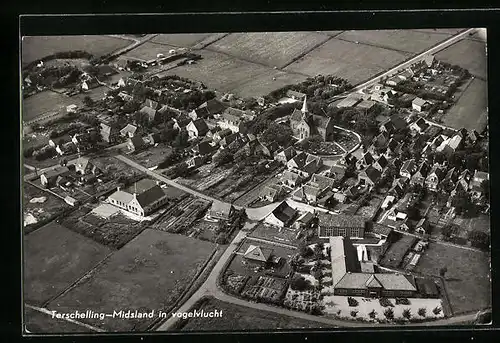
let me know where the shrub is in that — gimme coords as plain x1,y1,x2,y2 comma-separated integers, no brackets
433,306,442,315
418,308,426,317
383,307,394,320
395,297,411,305
347,297,359,307
350,310,358,318
368,309,377,319
379,298,393,307
402,308,412,320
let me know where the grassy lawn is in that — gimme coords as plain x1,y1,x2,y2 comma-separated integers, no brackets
174,296,334,331
208,32,331,69
22,90,82,121
413,242,491,315
46,229,215,332
23,183,70,232
435,38,487,79
285,38,412,85
22,35,131,65
337,29,453,54
443,78,488,132
24,307,94,334
23,222,111,305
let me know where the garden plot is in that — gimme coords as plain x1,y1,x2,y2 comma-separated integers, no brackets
129,145,172,169
322,295,444,322
248,223,298,247
285,38,412,85
46,229,215,332
208,32,331,69
284,288,322,312
241,276,288,303
23,183,70,230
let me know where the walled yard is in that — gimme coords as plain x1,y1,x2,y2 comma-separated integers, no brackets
59,204,146,249
23,222,111,306
46,229,215,332
334,128,360,152
21,35,132,66
413,242,491,315
23,183,70,232
174,296,334,331
378,232,418,269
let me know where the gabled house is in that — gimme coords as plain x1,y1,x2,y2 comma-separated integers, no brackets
317,213,366,238
409,118,429,134
127,136,146,153
274,146,297,164
442,134,463,155
186,156,204,169
410,161,430,186
372,155,389,172
356,152,375,170
400,159,417,178
100,123,119,143
264,201,297,228
194,98,227,119
243,139,273,157
390,177,409,197
212,128,233,142
329,164,347,181
425,164,445,191
469,170,489,200
139,106,157,123
415,218,429,235
120,124,138,138
186,119,209,139
440,167,459,192
412,97,428,112
208,200,234,221
467,130,480,145
287,153,322,178
219,107,254,133
142,98,159,110
294,212,315,230
73,157,100,175
282,170,303,188
379,115,407,134
40,166,70,188
286,89,307,101
243,245,273,265
358,165,382,187
385,138,403,157
260,184,284,202
117,91,133,101
172,114,191,131
193,141,218,156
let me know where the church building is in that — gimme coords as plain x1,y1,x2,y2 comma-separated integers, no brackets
289,97,335,141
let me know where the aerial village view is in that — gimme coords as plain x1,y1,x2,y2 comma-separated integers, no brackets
22,28,491,333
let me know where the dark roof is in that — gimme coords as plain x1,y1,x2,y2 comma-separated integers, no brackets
360,152,375,165
309,174,335,190
310,114,331,130
317,212,366,229
371,223,393,237
222,107,252,123
195,141,217,155
270,201,297,225
290,108,305,122
276,146,297,160
140,106,157,121
190,119,209,135
125,179,166,208
143,98,159,110
361,165,382,183
210,200,233,216
129,136,145,149
401,159,417,174
375,155,388,169
197,98,226,115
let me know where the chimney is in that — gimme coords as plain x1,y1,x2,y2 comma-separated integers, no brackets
117,186,120,191
156,181,160,186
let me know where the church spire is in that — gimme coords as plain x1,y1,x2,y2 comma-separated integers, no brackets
301,96,308,114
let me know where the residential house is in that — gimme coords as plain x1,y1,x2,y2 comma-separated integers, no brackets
193,141,218,156
356,152,375,170
425,164,445,191
369,132,389,155
212,128,233,142
385,138,403,157
328,164,347,182
390,177,409,197
243,139,273,157
372,155,389,172
194,98,227,119
208,200,234,221
442,134,463,155
287,152,322,178
243,245,273,265
379,115,407,134
260,184,284,202
40,166,70,188
294,212,315,230
219,132,240,147
381,195,396,210
334,271,418,298
127,136,146,153
142,98,159,110
356,100,377,111
469,170,489,200
290,97,335,141
186,119,209,139
358,165,382,187
317,213,366,238
400,159,417,178
172,114,192,131
440,167,459,192
81,78,99,91
219,107,255,133
264,201,298,227
73,157,100,175
386,76,404,86
424,54,435,67
140,106,157,123
120,124,138,138
186,156,204,169
274,146,297,164
336,96,361,108
282,170,303,188
410,161,430,186
107,179,168,217
286,89,306,101
467,130,480,145
415,218,429,235
409,118,429,134
370,223,393,239
297,174,336,204
412,97,428,112
100,123,119,143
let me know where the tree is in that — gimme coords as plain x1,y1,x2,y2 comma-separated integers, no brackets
350,310,358,318
173,129,189,148
418,308,427,317
481,179,490,200
433,307,442,315
233,148,249,165
468,230,490,250
369,309,377,319
213,150,234,167
215,232,228,244
298,241,312,258
439,266,448,278
160,128,179,143
402,308,412,320
83,96,94,107
261,123,293,147
383,307,395,320
173,162,189,178
441,225,456,240
290,276,311,291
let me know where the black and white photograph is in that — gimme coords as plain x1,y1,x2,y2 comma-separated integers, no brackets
21,27,491,333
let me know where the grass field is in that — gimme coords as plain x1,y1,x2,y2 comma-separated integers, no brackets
443,78,488,132
151,33,216,47
435,38,487,79
123,41,177,61
23,183,70,230
411,28,466,35
285,38,412,84
232,69,307,98
208,32,331,69
175,296,334,331
72,86,109,102
337,29,454,54
23,222,111,305
22,35,132,65
24,307,94,333
414,243,491,315
47,229,215,332
22,91,82,121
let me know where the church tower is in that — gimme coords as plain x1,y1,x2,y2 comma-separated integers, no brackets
301,95,308,116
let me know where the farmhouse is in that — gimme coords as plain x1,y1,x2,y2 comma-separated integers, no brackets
409,118,430,134
140,106,157,123
379,115,407,134
107,179,169,217
219,107,255,133
336,96,361,108
282,170,303,188
194,98,227,119
287,152,322,178
208,200,234,221
40,166,70,188
243,245,273,265
120,124,138,138
328,164,346,181
186,119,209,139
264,201,298,228
290,97,335,141
286,89,306,101
356,99,377,111
317,212,366,238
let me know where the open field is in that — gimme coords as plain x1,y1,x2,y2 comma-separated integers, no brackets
22,35,131,65
413,243,491,315
442,78,488,132
411,28,466,35
285,38,412,85
47,229,215,332
24,307,94,333
22,91,82,121
72,86,110,102
123,41,177,61
23,222,111,305
435,38,487,79
208,32,331,69
23,183,70,230
232,69,307,98
151,33,217,47
175,296,334,331
337,30,454,54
